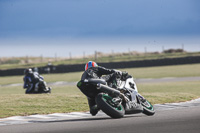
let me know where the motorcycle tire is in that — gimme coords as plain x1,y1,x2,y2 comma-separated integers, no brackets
96,93,125,118
141,99,155,116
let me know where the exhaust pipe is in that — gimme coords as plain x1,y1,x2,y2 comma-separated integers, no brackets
97,83,121,97
97,83,130,102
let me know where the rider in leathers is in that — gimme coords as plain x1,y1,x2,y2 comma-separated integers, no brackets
23,68,51,94
77,61,122,116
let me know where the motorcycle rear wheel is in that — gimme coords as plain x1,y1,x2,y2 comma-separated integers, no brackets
96,93,125,118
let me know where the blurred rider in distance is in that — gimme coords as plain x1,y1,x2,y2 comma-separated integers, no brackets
23,68,51,94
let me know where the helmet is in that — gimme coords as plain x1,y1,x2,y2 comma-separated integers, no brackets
24,68,33,75
85,61,98,71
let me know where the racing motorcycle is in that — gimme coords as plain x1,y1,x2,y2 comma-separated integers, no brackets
24,80,51,94
78,72,155,118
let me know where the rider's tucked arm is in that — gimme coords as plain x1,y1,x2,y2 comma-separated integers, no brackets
23,76,32,88
39,75,44,80
98,66,116,75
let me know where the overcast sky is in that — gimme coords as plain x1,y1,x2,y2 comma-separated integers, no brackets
0,0,200,57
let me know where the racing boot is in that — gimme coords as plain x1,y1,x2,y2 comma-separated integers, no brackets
44,87,51,93
46,87,51,93
88,98,100,116
90,105,100,116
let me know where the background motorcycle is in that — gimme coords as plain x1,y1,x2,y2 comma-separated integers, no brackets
24,81,51,94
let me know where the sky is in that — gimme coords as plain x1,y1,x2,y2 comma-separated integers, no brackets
0,0,200,57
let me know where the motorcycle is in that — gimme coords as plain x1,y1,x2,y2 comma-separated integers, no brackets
77,72,155,118
24,81,51,94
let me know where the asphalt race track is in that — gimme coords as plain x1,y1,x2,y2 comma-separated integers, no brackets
0,98,200,133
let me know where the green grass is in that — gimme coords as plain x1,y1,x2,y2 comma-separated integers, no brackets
1,51,200,70
0,63,200,118
0,81,200,118
0,72,82,85
0,85,88,118
123,63,200,79
1,63,200,85
0,75,24,85
137,81,200,104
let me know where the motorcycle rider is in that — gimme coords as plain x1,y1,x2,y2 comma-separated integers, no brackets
23,68,51,94
77,61,122,116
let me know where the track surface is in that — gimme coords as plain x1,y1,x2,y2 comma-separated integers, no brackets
1,99,200,133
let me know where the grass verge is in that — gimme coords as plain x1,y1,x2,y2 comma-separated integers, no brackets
0,80,200,118
137,81,200,104
0,85,88,118
1,52,200,70
1,63,200,85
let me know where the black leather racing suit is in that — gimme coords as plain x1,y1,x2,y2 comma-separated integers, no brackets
23,72,41,93
77,66,117,111
23,72,48,94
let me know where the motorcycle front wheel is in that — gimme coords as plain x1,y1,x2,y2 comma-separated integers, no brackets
141,99,155,116
96,93,125,118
